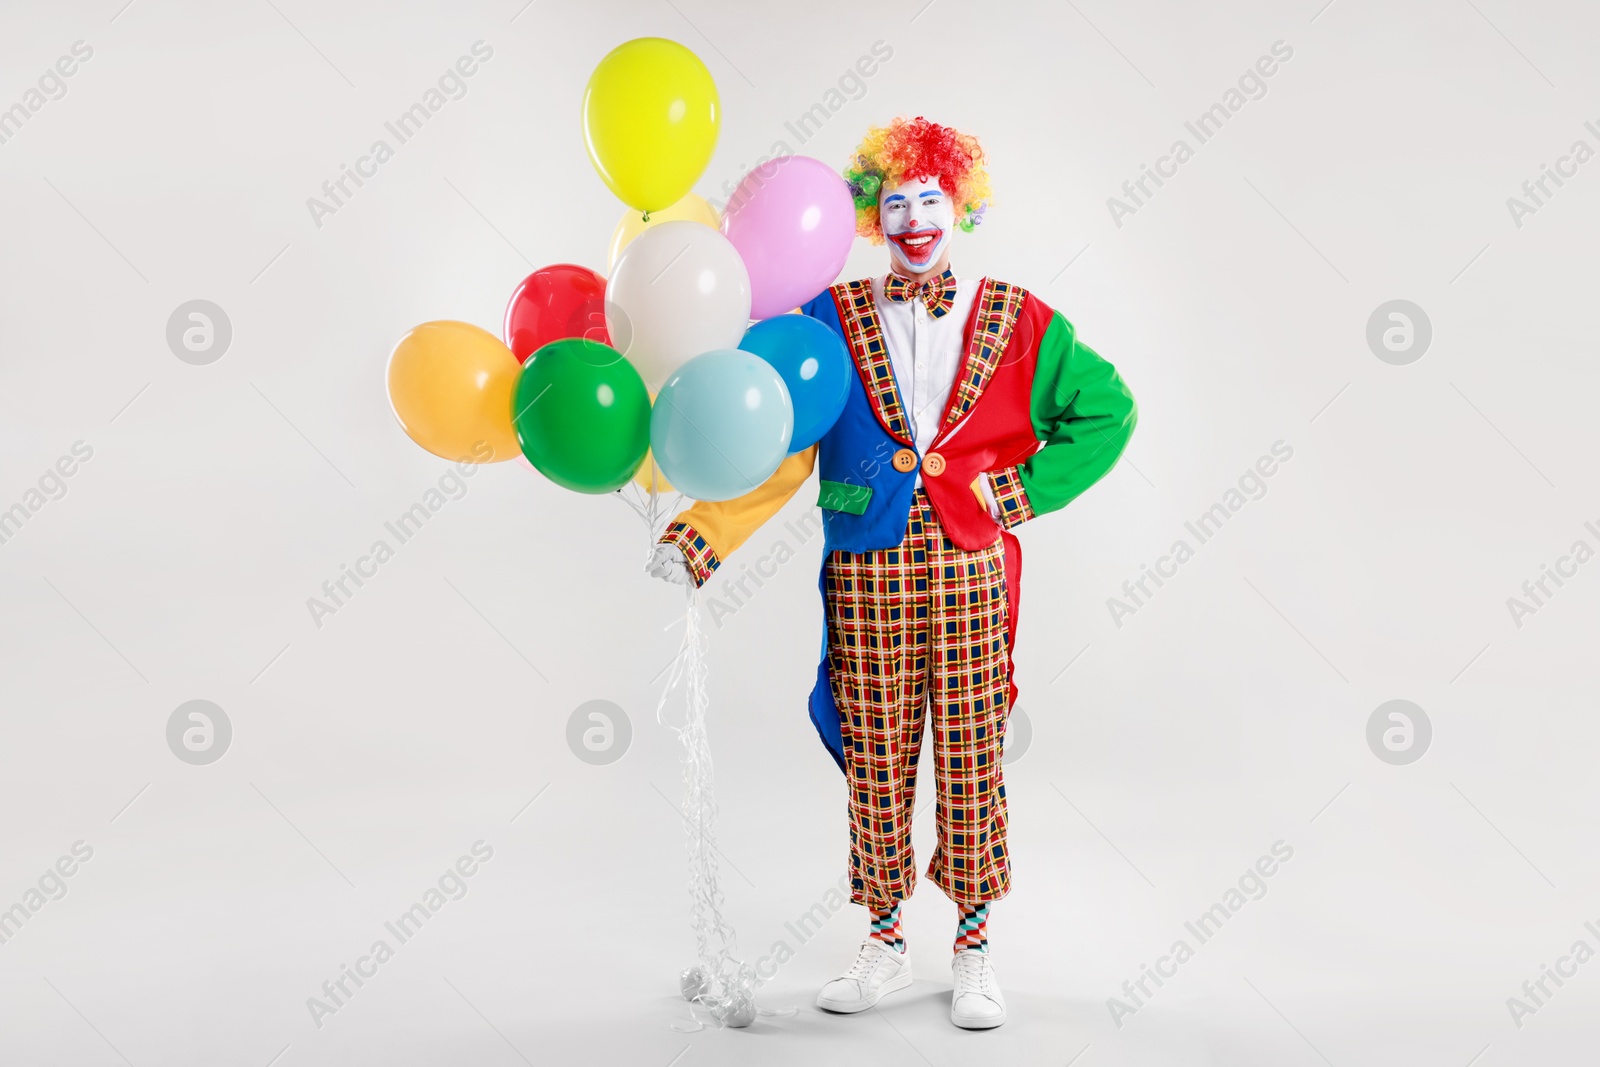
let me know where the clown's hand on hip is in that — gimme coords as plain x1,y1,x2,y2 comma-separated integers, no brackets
647,543,693,586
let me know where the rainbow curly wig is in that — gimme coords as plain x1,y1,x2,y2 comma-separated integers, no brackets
843,116,991,244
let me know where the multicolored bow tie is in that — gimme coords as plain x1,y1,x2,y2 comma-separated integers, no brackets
884,269,956,318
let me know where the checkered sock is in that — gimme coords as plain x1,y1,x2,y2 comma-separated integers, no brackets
869,902,905,953
955,903,990,954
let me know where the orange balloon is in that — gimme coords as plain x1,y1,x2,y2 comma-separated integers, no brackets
387,321,521,463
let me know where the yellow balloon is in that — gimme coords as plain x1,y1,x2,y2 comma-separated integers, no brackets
608,194,720,271
386,321,521,463
632,449,674,493
583,38,719,213
633,395,675,492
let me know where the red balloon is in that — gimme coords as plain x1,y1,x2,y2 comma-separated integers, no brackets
503,264,610,362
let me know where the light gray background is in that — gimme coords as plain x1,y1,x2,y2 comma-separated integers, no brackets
2,0,1597,1064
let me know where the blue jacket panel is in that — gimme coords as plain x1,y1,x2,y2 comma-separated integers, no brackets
798,291,920,556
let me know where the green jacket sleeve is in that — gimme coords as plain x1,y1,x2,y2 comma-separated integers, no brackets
988,311,1137,526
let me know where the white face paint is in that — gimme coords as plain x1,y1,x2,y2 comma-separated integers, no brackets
879,174,954,275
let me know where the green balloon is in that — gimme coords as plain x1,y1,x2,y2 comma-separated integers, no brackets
513,338,650,493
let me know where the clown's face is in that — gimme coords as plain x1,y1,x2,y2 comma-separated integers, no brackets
879,174,953,276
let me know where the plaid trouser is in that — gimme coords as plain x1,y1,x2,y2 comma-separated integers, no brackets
824,489,1012,908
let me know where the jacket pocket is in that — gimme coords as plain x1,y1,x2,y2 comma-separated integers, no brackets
817,479,872,515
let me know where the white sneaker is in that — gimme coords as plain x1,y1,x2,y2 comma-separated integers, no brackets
816,938,913,1013
951,949,1006,1029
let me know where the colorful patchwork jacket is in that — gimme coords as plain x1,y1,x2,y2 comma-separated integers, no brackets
657,277,1137,768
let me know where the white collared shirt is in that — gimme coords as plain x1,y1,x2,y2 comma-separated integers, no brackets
870,274,999,518
871,272,980,457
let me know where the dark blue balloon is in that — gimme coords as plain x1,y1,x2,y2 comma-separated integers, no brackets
739,315,852,452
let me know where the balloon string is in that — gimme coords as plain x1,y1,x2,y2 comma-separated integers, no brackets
621,477,754,1025
653,584,759,1028
618,473,683,564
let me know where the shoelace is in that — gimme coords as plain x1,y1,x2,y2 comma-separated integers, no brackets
847,941,891,982
954,952,996,996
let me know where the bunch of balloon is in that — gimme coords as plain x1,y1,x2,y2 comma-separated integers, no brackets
383,35,864,1032
387,36,858,510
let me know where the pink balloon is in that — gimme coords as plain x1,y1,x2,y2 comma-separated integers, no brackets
721,156,856,321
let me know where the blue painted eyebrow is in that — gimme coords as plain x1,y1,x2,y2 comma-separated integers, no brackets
918,190,942,198
884,194,906,203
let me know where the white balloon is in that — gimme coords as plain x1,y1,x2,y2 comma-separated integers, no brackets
606,221,751,390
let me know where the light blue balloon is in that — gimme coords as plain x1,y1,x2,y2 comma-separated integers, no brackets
651,349,794,501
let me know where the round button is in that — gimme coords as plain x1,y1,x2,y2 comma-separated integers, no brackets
892,448,918,473
922,452,946,477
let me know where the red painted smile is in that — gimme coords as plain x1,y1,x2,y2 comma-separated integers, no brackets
888,227,943,264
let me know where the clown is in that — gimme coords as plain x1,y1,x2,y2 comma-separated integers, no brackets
649,117,1137,1029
